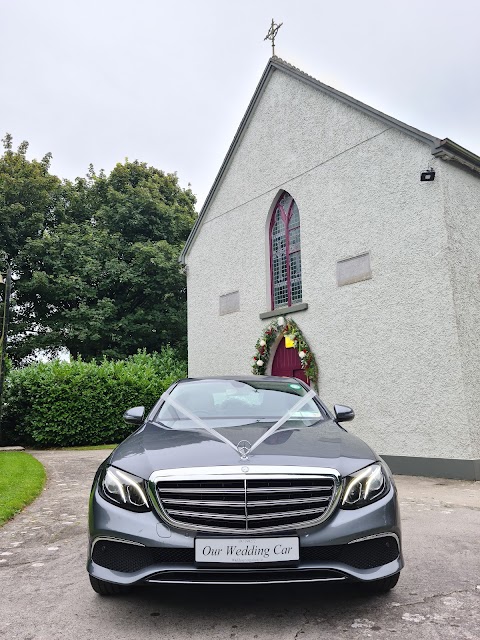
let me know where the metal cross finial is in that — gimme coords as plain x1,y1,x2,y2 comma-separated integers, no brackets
264,19,283,57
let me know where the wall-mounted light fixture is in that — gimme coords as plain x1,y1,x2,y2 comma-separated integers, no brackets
421,168,436,182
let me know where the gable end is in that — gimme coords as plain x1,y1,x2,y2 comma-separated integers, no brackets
180,57,480,264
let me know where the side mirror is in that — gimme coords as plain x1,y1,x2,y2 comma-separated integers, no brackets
123,406,145,426
334,404,355,422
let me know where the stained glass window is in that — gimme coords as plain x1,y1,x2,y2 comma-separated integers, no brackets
270,192,302,309
272,209,288,307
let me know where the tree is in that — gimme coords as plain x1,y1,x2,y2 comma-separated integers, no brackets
0,135,67,360
1,137,196,362
0,134,64,263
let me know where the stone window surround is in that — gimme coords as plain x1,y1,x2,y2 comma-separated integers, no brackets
259,302,308,320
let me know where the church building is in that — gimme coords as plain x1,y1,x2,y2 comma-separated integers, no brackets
180,57,480,480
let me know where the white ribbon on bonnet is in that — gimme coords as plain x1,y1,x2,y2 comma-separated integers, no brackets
159,388,316,459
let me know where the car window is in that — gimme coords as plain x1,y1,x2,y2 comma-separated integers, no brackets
155,379,325,428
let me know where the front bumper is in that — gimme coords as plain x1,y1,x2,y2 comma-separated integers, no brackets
87,483,403,585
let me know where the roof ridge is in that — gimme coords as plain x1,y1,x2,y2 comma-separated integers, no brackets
179,57,480,264
271,56,336,90
270,56,440,145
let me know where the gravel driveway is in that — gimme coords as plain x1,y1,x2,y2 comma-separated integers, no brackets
1,450,479,640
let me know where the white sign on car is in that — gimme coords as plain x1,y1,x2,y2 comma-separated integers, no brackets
195,537,299,563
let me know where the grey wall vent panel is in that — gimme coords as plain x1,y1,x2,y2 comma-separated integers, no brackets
337,253,372,287
219,291,240,315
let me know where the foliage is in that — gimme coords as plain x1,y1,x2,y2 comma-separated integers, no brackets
0,452,46,525
0,134,64,264
0,354,12,378
0,136,196,363
252,316,319,390
2,348,186,447
0,135,66,360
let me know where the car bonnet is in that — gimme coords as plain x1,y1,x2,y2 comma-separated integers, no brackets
109,419,378,479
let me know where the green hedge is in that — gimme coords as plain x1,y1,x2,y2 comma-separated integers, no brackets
2,348,186,447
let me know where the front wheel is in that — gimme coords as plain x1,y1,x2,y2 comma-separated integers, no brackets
359,572,400,594
89,575,131,596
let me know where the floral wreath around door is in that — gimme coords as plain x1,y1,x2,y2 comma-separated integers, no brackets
252,316,318,391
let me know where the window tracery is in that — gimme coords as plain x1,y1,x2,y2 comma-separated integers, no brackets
270,192,302,309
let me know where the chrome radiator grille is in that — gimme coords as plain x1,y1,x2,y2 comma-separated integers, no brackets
153,468,340,533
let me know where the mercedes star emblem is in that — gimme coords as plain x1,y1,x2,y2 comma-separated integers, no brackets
237,440,252,459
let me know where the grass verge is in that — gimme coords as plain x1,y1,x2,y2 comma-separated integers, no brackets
0,452,46,526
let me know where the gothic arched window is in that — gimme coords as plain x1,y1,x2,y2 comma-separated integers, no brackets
270,191,302,309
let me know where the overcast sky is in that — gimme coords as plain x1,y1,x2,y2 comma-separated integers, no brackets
1,0,479,210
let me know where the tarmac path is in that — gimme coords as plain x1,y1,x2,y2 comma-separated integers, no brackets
0,449,479,640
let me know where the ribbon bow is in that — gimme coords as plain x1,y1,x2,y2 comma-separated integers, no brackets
159,389,316,459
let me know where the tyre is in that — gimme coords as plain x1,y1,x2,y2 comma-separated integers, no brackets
89,575,131,596
360,572,400,594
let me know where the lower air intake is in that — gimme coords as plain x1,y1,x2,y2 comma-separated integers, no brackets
92,536,399,573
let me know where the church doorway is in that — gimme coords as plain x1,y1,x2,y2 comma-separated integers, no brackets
271,337,308,383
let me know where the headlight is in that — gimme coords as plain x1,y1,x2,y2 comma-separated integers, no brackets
100,466,150,512
341,463,390,509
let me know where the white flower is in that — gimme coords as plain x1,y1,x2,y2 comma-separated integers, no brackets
256,360,264,367
298,350,306,359
259,340,266,347
277,317,285,326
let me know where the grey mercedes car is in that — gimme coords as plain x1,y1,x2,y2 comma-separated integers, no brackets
87,376,402,594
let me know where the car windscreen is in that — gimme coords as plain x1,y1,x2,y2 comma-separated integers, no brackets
154,379,326,428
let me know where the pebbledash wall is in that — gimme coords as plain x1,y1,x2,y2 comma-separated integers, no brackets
184,63,480,479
